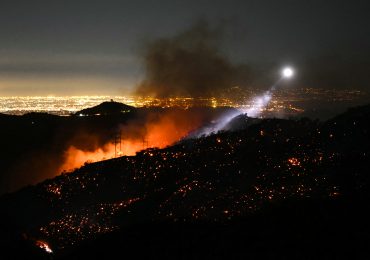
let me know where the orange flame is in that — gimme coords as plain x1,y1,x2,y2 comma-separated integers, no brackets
59,110,203,172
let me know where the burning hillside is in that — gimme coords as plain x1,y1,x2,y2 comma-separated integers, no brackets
1,103,370,258
60,108,212,171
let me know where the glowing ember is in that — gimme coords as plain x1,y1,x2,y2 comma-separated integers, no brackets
288,157,301,166
35,240,53,253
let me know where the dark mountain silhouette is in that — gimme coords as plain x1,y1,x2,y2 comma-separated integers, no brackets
75,100,135,116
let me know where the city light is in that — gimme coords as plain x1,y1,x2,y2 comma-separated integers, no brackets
0,88,365,117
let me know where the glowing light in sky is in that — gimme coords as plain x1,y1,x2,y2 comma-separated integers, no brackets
282,67,294,78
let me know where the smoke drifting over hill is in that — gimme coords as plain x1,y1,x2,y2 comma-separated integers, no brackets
136,21,251,97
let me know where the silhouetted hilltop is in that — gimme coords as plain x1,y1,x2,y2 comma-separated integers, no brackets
1,103,370,259
222,113,262,132
75,100,135,116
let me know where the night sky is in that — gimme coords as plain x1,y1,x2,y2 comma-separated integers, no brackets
0,0,369,95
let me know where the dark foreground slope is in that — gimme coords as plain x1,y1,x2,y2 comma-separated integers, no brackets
1,104,370,259
64,197,370,259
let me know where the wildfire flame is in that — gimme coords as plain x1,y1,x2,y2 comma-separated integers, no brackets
59,110,203,172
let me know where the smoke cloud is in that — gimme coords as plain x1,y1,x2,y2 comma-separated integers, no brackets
136,21,250,97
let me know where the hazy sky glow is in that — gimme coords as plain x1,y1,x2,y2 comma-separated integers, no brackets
0,0,369,95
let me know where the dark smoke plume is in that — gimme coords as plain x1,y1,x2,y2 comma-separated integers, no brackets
136,21,248,97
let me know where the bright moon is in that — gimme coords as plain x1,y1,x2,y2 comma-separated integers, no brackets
282,67,294,78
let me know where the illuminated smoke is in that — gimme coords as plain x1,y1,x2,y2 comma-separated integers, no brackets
188,90,273,137
189,76,289,137
186,109,241,138
186,96,268,137
242,90,272,117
